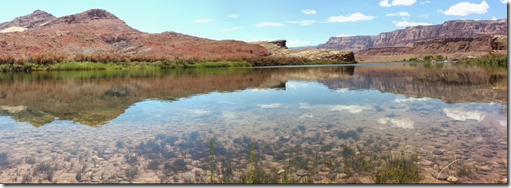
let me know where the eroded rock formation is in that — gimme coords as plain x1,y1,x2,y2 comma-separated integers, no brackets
252,40,355,62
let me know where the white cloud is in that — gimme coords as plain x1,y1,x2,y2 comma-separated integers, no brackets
285,20,317,26
286,82,311,89
298,114,314,119
386,11,411,17
417,14,430,18
330,105,372,114
492,16,498,20
394,97,430,103
227,14,239,18
328,12,376,23
249,39,271,43
443,108,485,122
380,0,391,7
394,21,432,27
502,0,510,3
190,109,210,115
336,88,351,92
221,27,241,31
287,39,311,47
380,0,417,7
420,1,430,5
255,22,284,27
301,9,316,15
443,1,489,16
250,88,270,92
377,117,415,129
194,19,214,23
257,103,282,108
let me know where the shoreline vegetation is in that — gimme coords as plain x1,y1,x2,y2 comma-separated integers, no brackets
402,54,508,67
0,54,355,72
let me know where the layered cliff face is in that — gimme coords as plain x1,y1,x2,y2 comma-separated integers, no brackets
0,10,56,32
318,19,508,50
317,36,374,51
252,40,355,62
357,35,507,57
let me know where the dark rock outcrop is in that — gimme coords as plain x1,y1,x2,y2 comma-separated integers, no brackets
318,19,507,51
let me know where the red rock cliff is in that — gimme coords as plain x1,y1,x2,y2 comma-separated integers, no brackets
318,19,507,50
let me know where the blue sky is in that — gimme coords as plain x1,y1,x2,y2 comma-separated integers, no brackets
0,0,508,47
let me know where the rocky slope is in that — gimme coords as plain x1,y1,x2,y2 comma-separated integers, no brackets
251,40,355,62
0,9,269,58
318,19,508,51
0,10,56,32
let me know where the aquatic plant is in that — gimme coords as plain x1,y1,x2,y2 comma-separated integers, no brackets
33,162,57,181
125,167,139,183
209,138,215,183
248,144,256,184
456,164,473,177
374,152,420,184
22,173,33,183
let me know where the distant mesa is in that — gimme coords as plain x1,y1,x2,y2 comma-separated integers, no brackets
318,19,508,51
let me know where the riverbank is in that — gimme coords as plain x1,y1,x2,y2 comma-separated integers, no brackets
0,61,356,72
0,54,356,72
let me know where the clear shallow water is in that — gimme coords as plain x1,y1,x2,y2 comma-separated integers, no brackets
0,64,507,184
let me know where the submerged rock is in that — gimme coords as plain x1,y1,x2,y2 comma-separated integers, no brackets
447,176,458,183
296,169,307,177
431,172,448,181
432,150,444,155
346,177,362,184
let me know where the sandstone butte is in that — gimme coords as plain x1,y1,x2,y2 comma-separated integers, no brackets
0,9,355,63
250,40,355,62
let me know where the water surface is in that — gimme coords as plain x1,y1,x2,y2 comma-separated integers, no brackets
0,63,507,183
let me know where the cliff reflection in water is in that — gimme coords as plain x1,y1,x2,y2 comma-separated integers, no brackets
0,64,506,127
